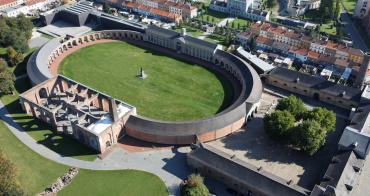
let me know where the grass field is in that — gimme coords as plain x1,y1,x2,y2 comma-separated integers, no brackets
199,9,228,23
59,42,233,121
59,170,168,196
175,26,204,37
342,0,357,13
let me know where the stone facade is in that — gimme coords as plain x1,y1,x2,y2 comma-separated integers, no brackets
20,75,136,153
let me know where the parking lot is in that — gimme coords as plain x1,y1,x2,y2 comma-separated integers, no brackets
207,91,348,190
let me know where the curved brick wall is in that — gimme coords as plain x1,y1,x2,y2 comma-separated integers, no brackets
27,29,262,145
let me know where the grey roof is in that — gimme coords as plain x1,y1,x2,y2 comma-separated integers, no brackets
236,46,275,74
183,35,218,50
317,150,364,195
188,144,309,196
269,67,362,102
27,38,61,85
348,105,370,134
147,25,218,50
147,25,179,38
64,2,94,14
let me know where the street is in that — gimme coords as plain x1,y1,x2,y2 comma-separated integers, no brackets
340,11,369,51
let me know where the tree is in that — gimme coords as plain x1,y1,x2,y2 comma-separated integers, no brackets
225,20,229,27
231,21,235,29
249,37,257,51
206,15,210,22
7,47,23,67
333,0,341,20
0,150,24,196
292,120,326,155
0,58,7,72
103,2,111,13
181,174,209,196
0,16,32,53
263,110,295,139
266,0,276,9
276,95,306,118
0,69,15,95
303,107,336,132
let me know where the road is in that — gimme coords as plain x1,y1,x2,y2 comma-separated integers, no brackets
340,11,369,51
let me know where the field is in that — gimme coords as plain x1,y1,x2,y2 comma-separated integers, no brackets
0,50,168,195
342,0,357,13
59,170,168,196
59,42,233,121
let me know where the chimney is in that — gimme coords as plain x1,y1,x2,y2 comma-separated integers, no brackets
109,98,118,122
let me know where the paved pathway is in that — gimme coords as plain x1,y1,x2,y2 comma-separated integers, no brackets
0,101,190,195
217,17,235,27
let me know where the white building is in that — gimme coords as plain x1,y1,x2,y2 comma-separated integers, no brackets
354,0,370,18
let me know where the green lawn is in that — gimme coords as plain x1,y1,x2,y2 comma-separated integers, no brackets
320,21,337,36
59,42,233,121
59,170,168,196
175,26,205,37
229,19,249,28
1,49,99,161
0,121,69,194
199,9,228,23
342,0,357,13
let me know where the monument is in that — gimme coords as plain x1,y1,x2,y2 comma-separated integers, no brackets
138,67,147,79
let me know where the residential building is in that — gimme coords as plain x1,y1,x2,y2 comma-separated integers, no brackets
237,22,367,84
124,0,197,22
0,0,18,10
354,0,370,18
208,0,270,21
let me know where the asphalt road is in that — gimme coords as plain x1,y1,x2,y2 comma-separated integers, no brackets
340,12,369,52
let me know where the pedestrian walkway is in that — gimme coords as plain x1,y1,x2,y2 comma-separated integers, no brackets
0,101,190,195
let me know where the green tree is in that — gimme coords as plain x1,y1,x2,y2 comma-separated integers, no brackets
266,0,276,9
211,17,215,24
263,110,295,139
303,107,336,132
7,47,23,67
0,150,24,196
103,2,111,13
0,69,15,95
0,59,7,72
181,174,209,196
231,21,235,29
276,95,306,118
292,120,326,155
249,37,257,51
333,0,341,20
206,15,210,22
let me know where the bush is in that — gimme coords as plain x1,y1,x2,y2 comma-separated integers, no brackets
263,110,295,140
181,174,209,196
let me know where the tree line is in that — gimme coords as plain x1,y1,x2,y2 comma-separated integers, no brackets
264,95,336,155
0,15,32,96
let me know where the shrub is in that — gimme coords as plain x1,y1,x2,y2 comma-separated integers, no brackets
181,174,209,196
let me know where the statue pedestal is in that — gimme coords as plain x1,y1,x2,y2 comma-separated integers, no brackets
138,68,147,79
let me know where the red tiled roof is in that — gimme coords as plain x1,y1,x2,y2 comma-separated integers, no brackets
256,36,269,44
348,47,364,56
25,0,45,6
289,47,308,56
0,0,16,6
307,51,320,59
